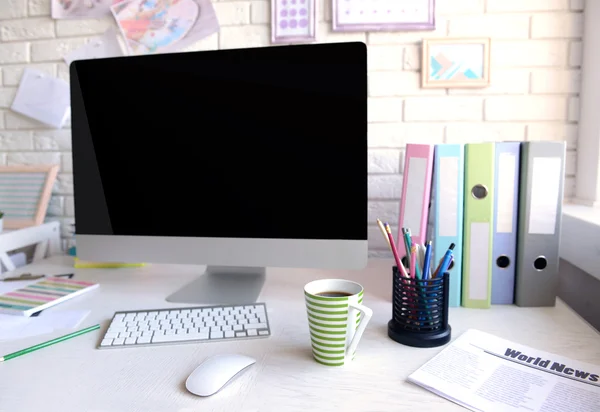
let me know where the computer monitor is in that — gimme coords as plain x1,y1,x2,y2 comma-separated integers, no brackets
70,42,368,305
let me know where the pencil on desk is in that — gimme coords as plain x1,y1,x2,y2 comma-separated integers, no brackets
0,324,100,363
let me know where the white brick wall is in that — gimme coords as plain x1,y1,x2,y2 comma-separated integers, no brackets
0,0,582,255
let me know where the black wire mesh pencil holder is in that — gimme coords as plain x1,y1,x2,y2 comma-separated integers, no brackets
387,266,451,348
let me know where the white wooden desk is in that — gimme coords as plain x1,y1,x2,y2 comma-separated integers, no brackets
1,256,599,412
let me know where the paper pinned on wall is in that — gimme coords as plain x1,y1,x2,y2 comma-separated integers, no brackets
64,28,124,66
111,0,220,56
52,0,122,19
11,69,71,129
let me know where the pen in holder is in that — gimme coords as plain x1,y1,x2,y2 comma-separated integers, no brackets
388,266,451,348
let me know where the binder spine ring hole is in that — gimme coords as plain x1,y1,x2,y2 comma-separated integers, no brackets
471,184,488,200
496,255,510,269
533,256,547,271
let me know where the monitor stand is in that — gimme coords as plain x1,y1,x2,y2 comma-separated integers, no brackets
165,266,266,305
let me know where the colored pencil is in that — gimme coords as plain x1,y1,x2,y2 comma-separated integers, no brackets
376,219,391,249
384,223,406,276
409,244,417,280
0,324,100,363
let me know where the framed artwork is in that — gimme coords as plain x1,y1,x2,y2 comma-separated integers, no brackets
0,165,59,230
111,0,220,55
332,0,435,32
271,0,316,43
421,38,491,89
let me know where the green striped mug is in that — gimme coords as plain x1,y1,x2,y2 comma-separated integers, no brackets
304,279,373,366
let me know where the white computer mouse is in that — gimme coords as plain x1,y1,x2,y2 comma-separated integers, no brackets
185,354,256,397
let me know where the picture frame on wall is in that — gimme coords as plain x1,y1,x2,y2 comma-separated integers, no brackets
332,0,435,32
271,0,316,44
0,165,59,230
421,38,491,89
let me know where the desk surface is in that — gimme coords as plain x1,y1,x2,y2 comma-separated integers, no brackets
1,256,599,412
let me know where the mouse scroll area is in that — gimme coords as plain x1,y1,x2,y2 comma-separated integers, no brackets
185,354,256,397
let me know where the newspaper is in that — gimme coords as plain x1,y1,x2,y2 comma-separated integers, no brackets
408,329,600,412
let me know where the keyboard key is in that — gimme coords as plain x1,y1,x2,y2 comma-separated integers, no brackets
101,338,113,346
233,324,243,331
137,336,152,344
210,331,224,339
247,329,258,336
235,331,246,337
152,334,195,344
224,330,235,338
125,337,137,345
113,338,125,345
104,332,119,339
259,330,269,336
246,323,268,330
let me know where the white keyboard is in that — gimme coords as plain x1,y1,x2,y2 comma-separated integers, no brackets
98,303,270,349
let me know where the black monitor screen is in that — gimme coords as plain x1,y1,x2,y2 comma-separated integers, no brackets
71,42,367,240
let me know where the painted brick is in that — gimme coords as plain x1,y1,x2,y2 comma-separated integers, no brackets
492,41,568,67
449,69,530,95
404,97,483,122
485,97,567,121
367,201,400,224
568,97,580,122
318,22,365,43
569,41,582,67
486,0,569,12
61,152,73,173
368,19,447,44
31,38,88,62
0,131,33,150
213,2,251,26
564,176,576,199
436,0,484,14
28,0,50,16
368,224,398,250
56,18,114,37
368,97,403,123
219,25,270,49
368,45,404,71
33,130,72,150
531,13,584,39
0,153,6,165
46,195,64,217
0,87,17,108
403,45,420,71
368,149,401,174
250,1,269,24
0,0,27,19
448,14,530,39
368,175,403,199
57,62,69,83
185,33,219,51
55,173,74,195
7,152,60,165
5,111,47,129
1,18,55,41
0,43,29,64
531,69,581,94
527,123,578,149
0,110,5,128
2,63,56,86
368,123,445,147
445,123,526,144
570,0,584,10
64,196,75,217
566,150,577,176
369,71,444,97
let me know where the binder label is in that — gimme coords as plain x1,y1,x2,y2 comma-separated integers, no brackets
469,222,490,300
529,157,561,235
497,153,516,233
403,157,427,236
439,157,459,237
